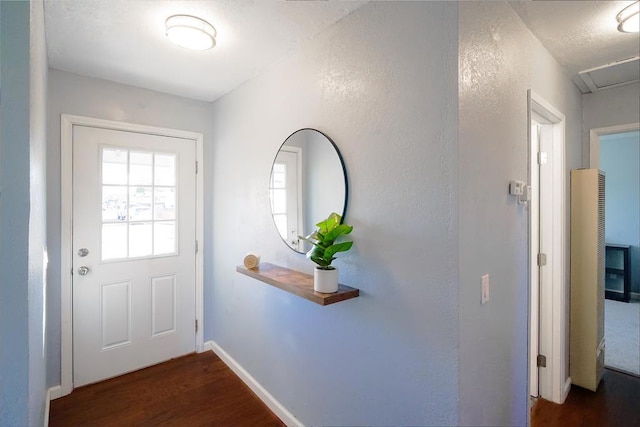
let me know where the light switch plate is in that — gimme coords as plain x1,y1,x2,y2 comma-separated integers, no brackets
481,274,490,304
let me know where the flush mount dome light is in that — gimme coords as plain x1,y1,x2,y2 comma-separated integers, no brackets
617,1,640,33
165,15,216,50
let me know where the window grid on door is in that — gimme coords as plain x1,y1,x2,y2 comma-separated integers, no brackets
101,147,177,261
270,162,288,240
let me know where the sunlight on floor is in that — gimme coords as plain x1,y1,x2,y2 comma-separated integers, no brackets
604,299,640,375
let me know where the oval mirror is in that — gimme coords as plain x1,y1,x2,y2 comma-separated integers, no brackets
269,129,348,253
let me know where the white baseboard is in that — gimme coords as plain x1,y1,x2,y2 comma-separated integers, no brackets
205,340,303,427
45,385,65,427
48,385,64,400
44,388,52,427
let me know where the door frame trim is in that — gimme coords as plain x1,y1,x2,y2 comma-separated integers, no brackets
58,114,205,398
528,117,540,399
527,90,569,405
589,122,640,168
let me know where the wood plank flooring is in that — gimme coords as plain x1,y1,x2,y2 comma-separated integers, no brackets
531,368,640,427
49,351,285,427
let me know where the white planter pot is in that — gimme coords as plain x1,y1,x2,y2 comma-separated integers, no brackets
314,267,338,293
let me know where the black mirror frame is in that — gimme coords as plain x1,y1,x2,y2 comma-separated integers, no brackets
269,128,349,254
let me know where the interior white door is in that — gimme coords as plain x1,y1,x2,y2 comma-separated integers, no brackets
537,122,554,397
530,121,541,398
72,125,196,387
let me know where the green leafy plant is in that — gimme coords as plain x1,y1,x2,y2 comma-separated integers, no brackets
299,212,353,269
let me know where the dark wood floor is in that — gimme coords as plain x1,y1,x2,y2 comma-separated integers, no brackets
49,351,285,427
531,368,640,427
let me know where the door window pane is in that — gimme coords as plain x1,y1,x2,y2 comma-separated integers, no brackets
102,148,128,185
272,164,286,188
101,147,178,261
129,187,152,221
154,188,176,220
102,186,128,221
129,151,153,185
270,162,288,239
155,154,176,186
102,223,128,260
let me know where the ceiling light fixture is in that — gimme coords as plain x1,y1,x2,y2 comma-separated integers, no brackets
617,1,640,33
165,15,216,50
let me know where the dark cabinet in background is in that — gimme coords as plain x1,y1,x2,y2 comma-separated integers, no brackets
605,244,630,303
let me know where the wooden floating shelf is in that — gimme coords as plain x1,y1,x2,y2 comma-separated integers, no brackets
236,262,359,306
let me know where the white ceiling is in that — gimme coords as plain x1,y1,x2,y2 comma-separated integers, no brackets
510,1,640,91
44,0,368,102
45,1,640,102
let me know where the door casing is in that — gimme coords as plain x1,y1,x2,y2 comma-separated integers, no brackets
55,114,205,398
589,123,640,168
527,90,570,406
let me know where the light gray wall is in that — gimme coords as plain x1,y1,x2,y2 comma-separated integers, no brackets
0,2,31,423
458,2,583,425
28,1,49,425
600,131,640,294
583,82,640,166
0,0,49,425
209,2,458,425
46,69,214,388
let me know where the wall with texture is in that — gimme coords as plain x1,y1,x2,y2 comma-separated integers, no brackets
0,0,49,425
458,2,583,425
0,2,31,423
28,1,49,425
583,82,640,166
46,69,213,387
209,2,458,425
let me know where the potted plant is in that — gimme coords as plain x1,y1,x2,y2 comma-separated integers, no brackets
299,212,354,293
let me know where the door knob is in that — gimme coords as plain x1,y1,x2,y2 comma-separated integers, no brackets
78,266,90,276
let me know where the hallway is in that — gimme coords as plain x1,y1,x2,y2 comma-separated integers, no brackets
531,368,640,427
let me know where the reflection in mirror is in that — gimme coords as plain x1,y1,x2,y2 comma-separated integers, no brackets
269,129,348,253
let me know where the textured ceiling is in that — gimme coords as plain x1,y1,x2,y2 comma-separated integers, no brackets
45,1,640,101
510,1,640,75
44,0,368,102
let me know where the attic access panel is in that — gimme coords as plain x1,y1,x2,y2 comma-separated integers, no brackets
579,56,640,93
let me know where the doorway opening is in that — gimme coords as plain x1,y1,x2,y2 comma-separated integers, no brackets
528,90,569,405
590,125,640,376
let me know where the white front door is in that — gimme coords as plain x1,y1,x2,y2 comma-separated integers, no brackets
72,125,196,387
